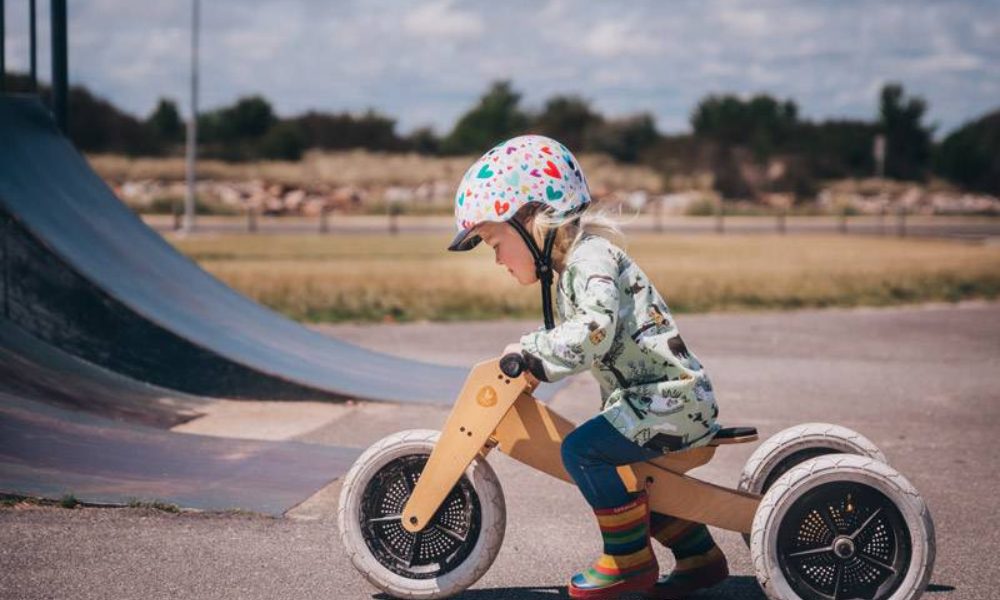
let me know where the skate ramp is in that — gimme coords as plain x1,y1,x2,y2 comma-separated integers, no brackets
0,95,562,513
0,95,473,404
0,320,208,428
0,392,361,515
0,322,362,513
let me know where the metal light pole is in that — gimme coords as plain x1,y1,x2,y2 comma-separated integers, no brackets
51,0,67,131
29,0,37,91
1,0,6,94
183,0,200,234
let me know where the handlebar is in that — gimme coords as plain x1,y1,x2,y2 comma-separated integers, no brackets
499,353,526,378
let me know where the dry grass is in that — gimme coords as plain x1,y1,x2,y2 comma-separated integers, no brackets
167,232,1000,322
87,150,665,191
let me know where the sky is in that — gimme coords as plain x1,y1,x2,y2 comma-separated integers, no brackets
4,0,999,137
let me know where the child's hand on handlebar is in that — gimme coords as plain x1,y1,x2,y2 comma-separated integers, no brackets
501,343,540,388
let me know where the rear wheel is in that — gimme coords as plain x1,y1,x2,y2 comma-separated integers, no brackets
740,423,888,497
751,454,935,600
338,429,506,599
739,423,888,547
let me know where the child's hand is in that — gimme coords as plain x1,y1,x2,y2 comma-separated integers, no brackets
502,342,540,387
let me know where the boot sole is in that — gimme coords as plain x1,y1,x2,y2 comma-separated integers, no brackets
569,567,659,600
643,563,729,600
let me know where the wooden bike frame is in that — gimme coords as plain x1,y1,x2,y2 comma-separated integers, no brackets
402,358,761,535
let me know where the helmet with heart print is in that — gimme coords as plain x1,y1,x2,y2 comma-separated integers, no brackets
447,134,592,331
447,134,591,252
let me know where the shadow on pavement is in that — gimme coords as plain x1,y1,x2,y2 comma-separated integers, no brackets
376,587,565,600
372,577,771,599
378,576,957,599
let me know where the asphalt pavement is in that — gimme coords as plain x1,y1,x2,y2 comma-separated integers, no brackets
2,302,998,600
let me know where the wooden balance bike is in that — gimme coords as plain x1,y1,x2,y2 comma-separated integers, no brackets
339,355,935,600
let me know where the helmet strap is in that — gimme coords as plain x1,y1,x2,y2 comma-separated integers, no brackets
507,218,557,330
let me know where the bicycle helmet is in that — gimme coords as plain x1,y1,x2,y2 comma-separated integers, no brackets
448,134,592,329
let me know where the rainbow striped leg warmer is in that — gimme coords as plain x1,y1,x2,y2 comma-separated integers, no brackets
568,493,659,599
645,513,729,599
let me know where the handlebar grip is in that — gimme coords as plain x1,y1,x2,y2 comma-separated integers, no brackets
499,353,526,378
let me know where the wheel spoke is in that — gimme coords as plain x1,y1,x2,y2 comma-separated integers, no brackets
849,507,883,540
406,531,422,568
776,482,910,600
859,551,897,574
433,522,468,544
788,545,835,558
366,514,402,524
819,505,841,537
400,467,414,494
362,454,482,579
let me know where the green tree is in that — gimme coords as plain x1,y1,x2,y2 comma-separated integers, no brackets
934,108,1000,195
533,95,604,152
146,98,184,143
441,80,530,154
259,122,305,160
791,119,878,179
691,93,798,158
221,95,276,140
200,95,276,143
879,83,933,181
405,126,440,154
293,109,404,151
585,113,660,163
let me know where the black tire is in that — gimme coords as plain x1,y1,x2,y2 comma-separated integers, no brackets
751,454,935,600
337,429,506,599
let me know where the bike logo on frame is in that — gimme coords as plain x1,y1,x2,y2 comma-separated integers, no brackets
476,385,498,408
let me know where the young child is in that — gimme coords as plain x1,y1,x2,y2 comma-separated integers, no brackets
448,134,728,600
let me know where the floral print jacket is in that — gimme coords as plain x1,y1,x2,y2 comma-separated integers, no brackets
520,233,720,452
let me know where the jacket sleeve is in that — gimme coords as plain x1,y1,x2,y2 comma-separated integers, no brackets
519,253,620,383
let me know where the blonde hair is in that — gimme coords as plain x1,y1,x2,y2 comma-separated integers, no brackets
516,202,629,272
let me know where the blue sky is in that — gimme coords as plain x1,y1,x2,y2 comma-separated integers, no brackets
4,0,998,137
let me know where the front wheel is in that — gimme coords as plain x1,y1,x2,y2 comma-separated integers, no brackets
750,454,935,600
337,429,506,599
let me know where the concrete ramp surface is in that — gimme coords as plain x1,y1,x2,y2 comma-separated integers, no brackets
0,392,361,515
0,96,469,403
0,96,566,512
0,320,208,428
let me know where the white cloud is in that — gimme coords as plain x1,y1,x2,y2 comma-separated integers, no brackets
582,20,660,58
907,51,983,73
1,0,996,136
715,7,771,38
402,0,483,39
221,9,303,62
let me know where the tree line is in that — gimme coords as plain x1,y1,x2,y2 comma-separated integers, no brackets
4,73,998,196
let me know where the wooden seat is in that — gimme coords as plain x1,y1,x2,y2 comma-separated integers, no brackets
708,426,758,446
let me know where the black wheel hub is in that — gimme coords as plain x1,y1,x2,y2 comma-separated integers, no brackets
777,481,911,600
359,454,482,579
832,536,856,559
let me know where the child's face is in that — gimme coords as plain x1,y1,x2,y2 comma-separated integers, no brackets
475,222,538,285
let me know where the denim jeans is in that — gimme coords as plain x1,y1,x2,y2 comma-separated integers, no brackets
560,413,665,509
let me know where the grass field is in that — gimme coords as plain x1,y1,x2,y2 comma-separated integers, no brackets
168,232,1000,323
